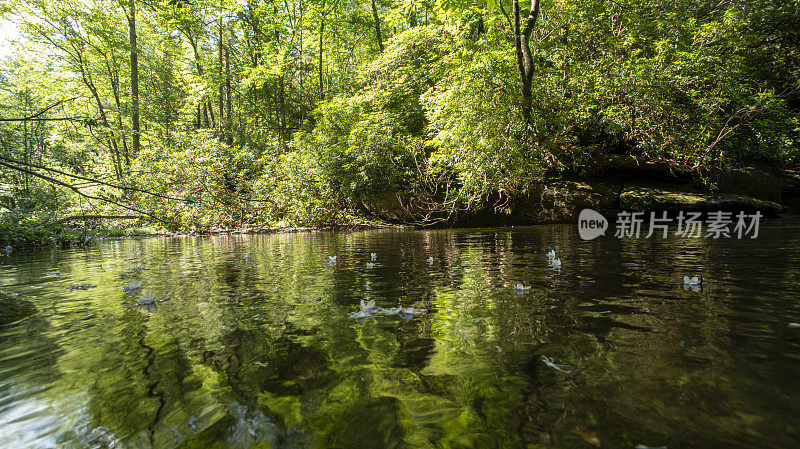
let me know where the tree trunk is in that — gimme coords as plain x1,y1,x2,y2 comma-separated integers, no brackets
319,0,326,102
512,0,540,121
225,39,232,144
371,0,383,52
128,0,140,156
219,16,225,135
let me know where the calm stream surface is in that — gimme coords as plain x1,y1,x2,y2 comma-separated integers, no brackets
1,223,800,448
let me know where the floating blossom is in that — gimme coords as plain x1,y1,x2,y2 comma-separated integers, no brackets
122,280,143,292
541,355,572,374
789,323,800,328
514,283,531,292
370,253,377,261
683,276,702,285
549,258,562,269
46,270,61,277
427,257,434,264
366,262,375,269
546,249,556,260
328,256,337,263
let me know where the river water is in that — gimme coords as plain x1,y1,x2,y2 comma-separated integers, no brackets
1,223,799,448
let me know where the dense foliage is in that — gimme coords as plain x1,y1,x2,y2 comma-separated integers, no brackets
1,0,798,237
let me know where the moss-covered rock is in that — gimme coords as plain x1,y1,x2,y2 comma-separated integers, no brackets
0,291,38,326
620,185,785,216
715,167,783,203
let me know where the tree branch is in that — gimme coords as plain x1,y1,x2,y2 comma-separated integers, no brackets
0,97,78,122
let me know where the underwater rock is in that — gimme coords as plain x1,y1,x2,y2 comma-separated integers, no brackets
0,291,38,326
68,283,97,291
137,291,171,307
122,280,143,292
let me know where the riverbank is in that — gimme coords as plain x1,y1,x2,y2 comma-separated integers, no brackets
363,159,798,226
3,162,799,248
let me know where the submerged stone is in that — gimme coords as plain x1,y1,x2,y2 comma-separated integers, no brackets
0,292,38,326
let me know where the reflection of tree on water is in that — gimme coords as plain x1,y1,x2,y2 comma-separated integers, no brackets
3,227,800,447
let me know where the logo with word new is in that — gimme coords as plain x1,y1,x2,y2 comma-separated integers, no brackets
577,209,762,240
578,209,609,240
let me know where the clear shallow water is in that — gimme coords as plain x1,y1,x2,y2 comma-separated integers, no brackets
1,223,799,449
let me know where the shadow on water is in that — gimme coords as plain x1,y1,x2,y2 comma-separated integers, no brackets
1,222,800,448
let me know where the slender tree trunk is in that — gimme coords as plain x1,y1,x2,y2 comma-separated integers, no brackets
409,2,417,27
319,0,326,102
218,16,225,135
128,0,140,157
103,57,130,165
23,112,29,193
225,42,232,144
187,34,212,128
371,0,383,52
512,0,540,121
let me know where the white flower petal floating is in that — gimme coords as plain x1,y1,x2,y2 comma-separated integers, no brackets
546,249,556,260
789,323,800,328
541,355,572,374
328,256,337,263
514,283,531,291
427,257,434,264
370,253,377,261
349,300,425,321
683,276,701,285
366,262,375,269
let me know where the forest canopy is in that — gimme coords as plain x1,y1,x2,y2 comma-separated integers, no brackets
0,0,798,238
